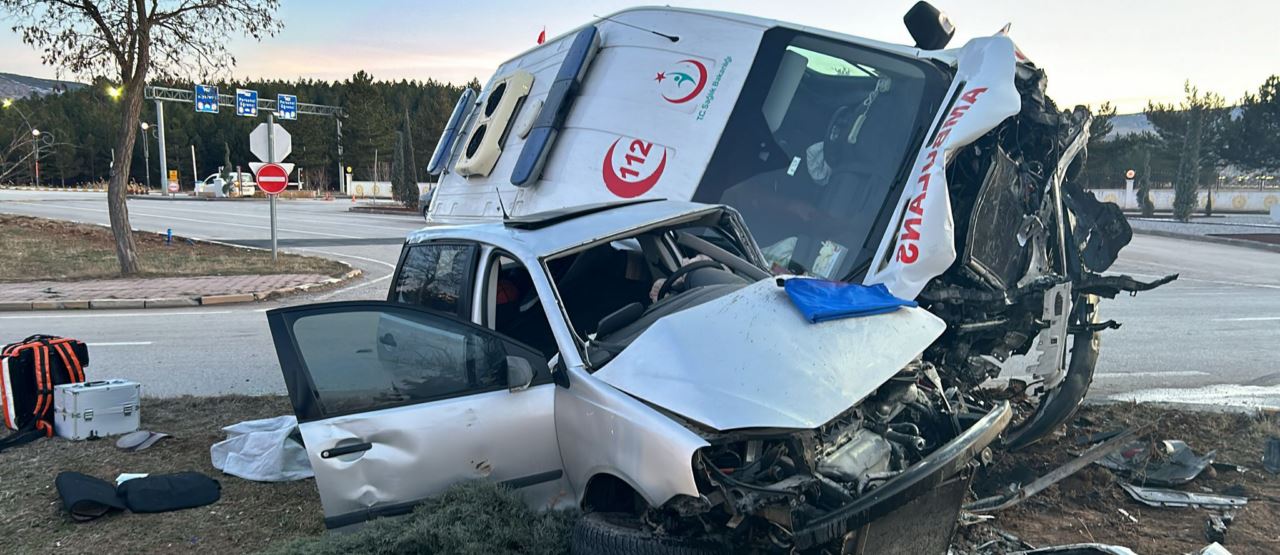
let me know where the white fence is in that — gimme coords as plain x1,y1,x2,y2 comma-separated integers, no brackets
342,180,431,199
1088,187,1280,213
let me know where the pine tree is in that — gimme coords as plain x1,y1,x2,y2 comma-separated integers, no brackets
1138,150,1155,217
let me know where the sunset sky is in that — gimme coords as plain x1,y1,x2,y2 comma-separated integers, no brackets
2,0,1278,113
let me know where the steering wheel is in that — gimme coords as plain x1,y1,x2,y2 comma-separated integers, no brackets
656,260,724,300
823,105,858,167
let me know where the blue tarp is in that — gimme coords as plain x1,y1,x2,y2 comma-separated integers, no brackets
782,279,917,323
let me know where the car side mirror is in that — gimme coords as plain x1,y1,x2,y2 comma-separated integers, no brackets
903,1,955,50
506,356,536,392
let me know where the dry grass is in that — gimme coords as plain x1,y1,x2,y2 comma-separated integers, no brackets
0,215,348,282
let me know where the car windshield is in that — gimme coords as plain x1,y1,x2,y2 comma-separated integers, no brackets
693,29,948,281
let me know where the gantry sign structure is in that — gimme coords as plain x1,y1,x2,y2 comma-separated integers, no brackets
143,85,345,192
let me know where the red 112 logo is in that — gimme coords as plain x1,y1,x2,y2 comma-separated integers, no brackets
602,137,668,198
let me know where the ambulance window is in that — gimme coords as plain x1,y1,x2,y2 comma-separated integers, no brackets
694,29,948,281
392,243,478,319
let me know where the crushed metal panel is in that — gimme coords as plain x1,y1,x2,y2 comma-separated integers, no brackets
594,278,946,430
1098,439,1216,486
1120,483,1247,510
1011,544,1139,555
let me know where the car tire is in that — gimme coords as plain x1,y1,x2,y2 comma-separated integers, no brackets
571,512,723,555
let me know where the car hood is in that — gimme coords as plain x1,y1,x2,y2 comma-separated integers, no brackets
594,279,946,431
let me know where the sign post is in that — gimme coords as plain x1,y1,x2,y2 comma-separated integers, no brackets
253,113,292,262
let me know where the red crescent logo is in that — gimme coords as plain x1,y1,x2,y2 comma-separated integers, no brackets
602,139,667,198
662,59,708,104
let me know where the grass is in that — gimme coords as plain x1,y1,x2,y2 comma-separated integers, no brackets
3,394,1276,554
0,214,348,281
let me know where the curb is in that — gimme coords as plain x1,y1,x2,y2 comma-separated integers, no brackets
0,267,363,312
1131,228,1280,254
348,206,421,216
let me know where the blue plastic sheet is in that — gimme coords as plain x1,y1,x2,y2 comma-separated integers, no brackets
783,279,917,323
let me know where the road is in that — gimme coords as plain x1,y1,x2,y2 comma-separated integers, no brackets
0,191,1277,408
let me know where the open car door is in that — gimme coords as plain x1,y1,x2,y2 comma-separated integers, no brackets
266,301,566,528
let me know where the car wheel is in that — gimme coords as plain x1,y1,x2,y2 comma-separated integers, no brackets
1002,294,1100,450
571,512,724,555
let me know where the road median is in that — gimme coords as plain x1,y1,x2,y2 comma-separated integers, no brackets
0,214,362,311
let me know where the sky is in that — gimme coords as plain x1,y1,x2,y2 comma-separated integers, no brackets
2,0,1278,113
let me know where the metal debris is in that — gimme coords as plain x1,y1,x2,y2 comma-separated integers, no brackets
966,430,1136,512
1010,543,1139,555
1120,483,1248,510
1204,513,1232,544
1263,437,1280,474
1098,439,1216,486
1117,508,1138,524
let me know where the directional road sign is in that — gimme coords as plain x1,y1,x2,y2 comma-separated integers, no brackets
276,93,298,120
236,89,258,117
250,123,292,163
195,85,219,113
255,163,290,195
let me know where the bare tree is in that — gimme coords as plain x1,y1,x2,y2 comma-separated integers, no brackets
2,0,282,274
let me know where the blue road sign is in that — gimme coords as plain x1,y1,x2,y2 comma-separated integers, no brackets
236,89,259,117
277,93,298,120
195,84,219,113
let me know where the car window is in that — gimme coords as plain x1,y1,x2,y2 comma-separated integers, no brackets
392,243,478,318
288,307,510,416
487,255,558,360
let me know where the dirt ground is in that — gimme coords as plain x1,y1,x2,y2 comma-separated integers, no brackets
0,396,323,554
955,403,1280,554
0,214,348,281
3,396,1278,554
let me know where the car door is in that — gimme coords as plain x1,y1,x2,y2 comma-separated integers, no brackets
266,301,565,529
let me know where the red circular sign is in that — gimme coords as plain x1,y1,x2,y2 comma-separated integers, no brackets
256,163,289,195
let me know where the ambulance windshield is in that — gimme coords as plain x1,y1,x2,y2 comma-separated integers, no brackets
694,29,948,281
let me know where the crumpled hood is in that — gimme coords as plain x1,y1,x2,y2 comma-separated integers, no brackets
594,279,946,431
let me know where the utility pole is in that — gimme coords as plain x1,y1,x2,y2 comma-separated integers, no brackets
268,111,277,263
156,100,169,197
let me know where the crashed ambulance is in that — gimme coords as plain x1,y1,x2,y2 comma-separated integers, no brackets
428,2,1170,450
265,3,1173,553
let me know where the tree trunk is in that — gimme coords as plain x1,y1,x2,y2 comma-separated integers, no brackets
108,81,144,274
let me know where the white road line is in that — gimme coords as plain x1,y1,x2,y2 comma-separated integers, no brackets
1096,370,1211,378
318,274,393,300
1211,316,1280,322
1111,269,1280,291
87,341,153,346
0,310,234,320
297,248,398,268
10,201,365,239
143,203,422,232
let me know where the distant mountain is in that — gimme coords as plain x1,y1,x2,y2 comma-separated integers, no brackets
0,72,84,99
1107,113,1154,139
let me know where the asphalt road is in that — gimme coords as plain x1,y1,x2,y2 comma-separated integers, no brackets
1,191,1277,409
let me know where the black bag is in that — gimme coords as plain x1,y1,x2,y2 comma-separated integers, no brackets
55,471,127,522
0,334,88,452
117,472,221,513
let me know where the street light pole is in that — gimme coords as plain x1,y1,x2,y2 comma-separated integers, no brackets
31,128,41,186
140,122,152,190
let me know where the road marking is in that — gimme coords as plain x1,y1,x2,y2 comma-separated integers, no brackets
1111,269,1280,291
145,203,422,232
0,310,234,320
297,248,397,268
87,341,153,346
1211,316,1280,322
9,201,366,239
318,273,393,300
1096,370,1211,378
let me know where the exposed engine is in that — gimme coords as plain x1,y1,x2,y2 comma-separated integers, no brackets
656,362,992,551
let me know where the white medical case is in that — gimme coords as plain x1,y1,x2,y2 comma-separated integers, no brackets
53,379,141,440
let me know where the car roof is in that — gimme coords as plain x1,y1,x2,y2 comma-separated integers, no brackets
406,199,723,261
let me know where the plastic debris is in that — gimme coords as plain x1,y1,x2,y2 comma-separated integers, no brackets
966,430,1135,512
1196,542,1234,555
1204,513,1232,544
1010,543,1138,555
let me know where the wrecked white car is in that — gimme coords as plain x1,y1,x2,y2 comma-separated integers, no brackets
268,200,1010,552
425,3,1172,452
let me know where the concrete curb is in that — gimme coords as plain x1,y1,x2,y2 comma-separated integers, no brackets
1131,228,1280,254
348,206,421,216
0,267,363,312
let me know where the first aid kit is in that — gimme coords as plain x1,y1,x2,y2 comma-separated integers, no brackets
0,335,88,451
53,379,141,440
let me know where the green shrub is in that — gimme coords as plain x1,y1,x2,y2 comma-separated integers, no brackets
259,480,577,555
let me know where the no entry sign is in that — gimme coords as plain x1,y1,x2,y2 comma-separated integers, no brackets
255,163,289,195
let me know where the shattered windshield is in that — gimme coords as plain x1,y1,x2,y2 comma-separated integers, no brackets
694,29,948,281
